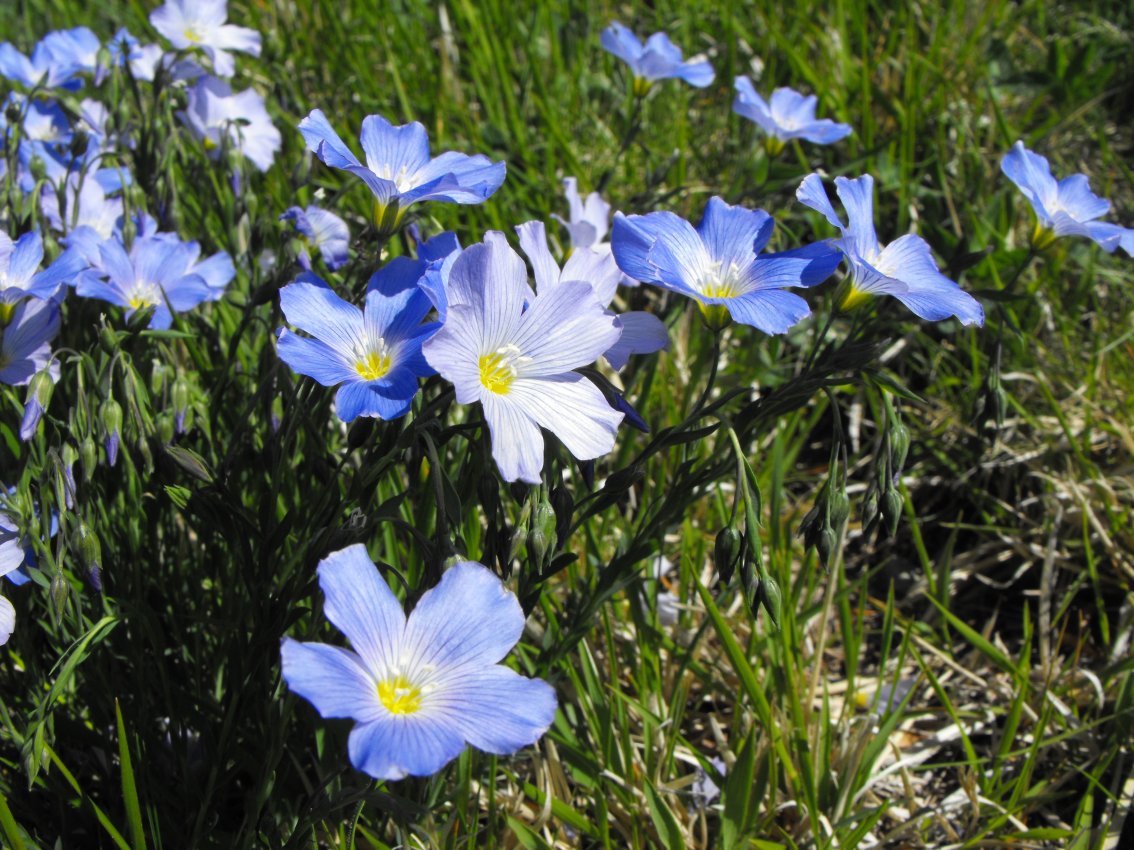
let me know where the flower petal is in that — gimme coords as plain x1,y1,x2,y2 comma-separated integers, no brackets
697,196,774,270
511,281,621,376
600,22,643,66
796,174,846,233
833,175,882,261
1000,141,1057,222
280,639,382,722
875,234,983,325
276,331,356,386
317,544,406,673
437,665,557,755
359,115,430,180
515,220,562,295
726,289,811,334
402,561,525,670
0,595,13,645
481,391,545,483
603,310,668,370
347,715,466,780
298,109,362,170
279,276,365,357
505,374,622,461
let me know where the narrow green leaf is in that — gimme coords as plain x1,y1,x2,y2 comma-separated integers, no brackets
644,780,685,850
721,728,758,850
923,595,1017,676
115,700,147,850
0,790,27,850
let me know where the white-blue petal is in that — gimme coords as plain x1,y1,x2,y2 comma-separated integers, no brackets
796,174,846,232
439,665,557,755
348,714,466,780
317,544,406,674
402,561,525,669
280,638,382,722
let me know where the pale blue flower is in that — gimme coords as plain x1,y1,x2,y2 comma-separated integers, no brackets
0,27,100,90
74,234,227,329
150,0,261,78
276,269,438,422
516,220,666,369
1001,141,1134,255
612,196,841,333
797,173,984,325
298,109,506,233
553,177,637,286
0,596,12,645
281,206,350,271
732,78,851,154
601,22,713,91
180,77,280,172
422,234,623,484
281,544,557,780
106,28,163,82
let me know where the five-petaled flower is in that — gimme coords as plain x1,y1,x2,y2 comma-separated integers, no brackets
732,78,852,157
1001,141,1134,255
796,173,984,326
280,544,557,781
422,233,623,484
74,234,231,329
1,232,85,317
600,22,714,94
180,77,281,173
280,205,350,271
150,0,261,78
276,266,439,423
611,196,841,333
299,109,506,235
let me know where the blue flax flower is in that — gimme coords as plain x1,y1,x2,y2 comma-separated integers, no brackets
281,544,557,780
281,206,350,271
0,297,61,386
74,235,227,329
1001,141,1134,255
180,77,281,172
554,177,637,286
422,234,623,484
732,78,851,156
796,174,984,325
0,27,100,90
601,22,713,93
277,268,438,422
299,109,506,235
612,196,841,333
150,0,261,78
1,232,85,315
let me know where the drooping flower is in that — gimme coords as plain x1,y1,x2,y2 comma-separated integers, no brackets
611,196,841,333
1,232,86,311
276,268,439,423
298,109,506,234
281,544,557,780
180,77,281,172
149,0,261,78
0,297,61,386
600,22,714,93
796,173,984,325
281,206,350,271
74,234,228,329
0,27,100,90
516,220,666,369
422,234,623,484
732,78,852,156
1001,141,1134,255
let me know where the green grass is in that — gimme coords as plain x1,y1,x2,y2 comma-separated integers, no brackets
1,0,1133,847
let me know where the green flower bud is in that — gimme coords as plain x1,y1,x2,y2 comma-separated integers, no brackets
71,522,102,575
81,436,98,481
100,398,123,439
759,571,783,630
714,527,742,585
890,420,911,476
882,487,903,537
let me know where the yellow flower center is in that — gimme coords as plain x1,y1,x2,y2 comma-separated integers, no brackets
1031,222,1057,252
839,283,873,312
377,675,422,715
355,350,392,381
0,301,14,327
128,283,161,310
702,280,740,299
479,347,520,395
183,27,202,44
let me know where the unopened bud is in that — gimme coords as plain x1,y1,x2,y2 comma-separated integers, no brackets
71,522,102,577
759,571,783,630
882,487,903,537
714,527,742,585
890,421,911,477
81,436,98,479
50,573,70,609
862,486,880,532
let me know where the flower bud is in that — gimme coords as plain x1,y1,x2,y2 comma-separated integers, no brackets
714,527,742,586
50,573,70,609
81,436,98,480
101,398,123,467
19,371,54,441
527,497,557,566
882,487,903,537
861,486,880,532
71,522,102,578
816,526,838,567
890,420,911,478
759,571,783,630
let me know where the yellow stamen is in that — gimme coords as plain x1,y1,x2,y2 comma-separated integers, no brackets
479,350,517,395
183,27,202,44
377,675,422,715
355,350,392,381
702,281,739,300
